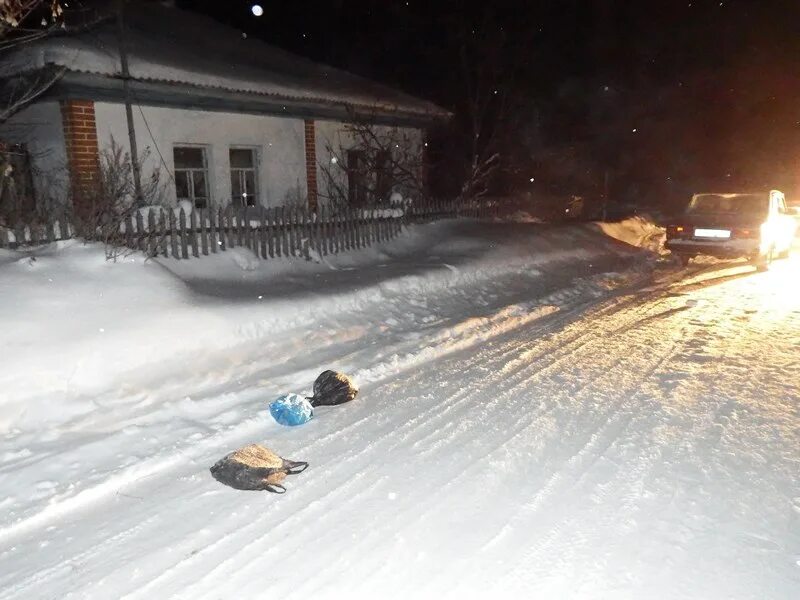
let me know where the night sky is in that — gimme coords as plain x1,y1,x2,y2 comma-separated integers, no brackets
176,0,800,209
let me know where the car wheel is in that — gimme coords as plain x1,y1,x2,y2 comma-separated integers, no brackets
754,247,774,271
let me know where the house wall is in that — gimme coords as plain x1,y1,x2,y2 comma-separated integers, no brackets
0,101,69,212
1,99,427,213
93,102,308,208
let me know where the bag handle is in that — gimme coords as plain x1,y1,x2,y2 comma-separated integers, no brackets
283,460,309,475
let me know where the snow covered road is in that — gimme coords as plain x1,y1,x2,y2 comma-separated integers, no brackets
1,249,798,599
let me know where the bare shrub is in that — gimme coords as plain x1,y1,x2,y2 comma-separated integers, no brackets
82,136,167,260
318,122,426,213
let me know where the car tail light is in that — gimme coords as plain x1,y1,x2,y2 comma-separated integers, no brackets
733,228,758,239
667,225,688,238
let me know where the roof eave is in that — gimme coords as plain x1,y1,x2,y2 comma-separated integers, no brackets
41,70,451,128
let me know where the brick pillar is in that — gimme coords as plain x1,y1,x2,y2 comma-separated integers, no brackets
60,99,100,217
304,119,318,211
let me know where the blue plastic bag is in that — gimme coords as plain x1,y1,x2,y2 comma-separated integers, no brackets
269,393,314,427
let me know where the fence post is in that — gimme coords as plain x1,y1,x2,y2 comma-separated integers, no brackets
317,206,325,256
273,207,281,257
359,209,365,247
125,213,134,249
285,207,293,257
233,208,241,247
294,207,303,257
65,210,74,239
207,206,217,253
179,209,189,259
134,210,144,251
265,207,275,258
199,209,208,255
317,207,325,257
258,206,266,259
157,209,167,256
29,219,40,246
300,207,309,259
361,209,369,248
340,209,348,253
43,214,54,244
306,207,315,257
215,207,224,251
295,207,303,257
283,206,290,257
147,209,156,256
285,208,293,257
349,208,357,250
340,209,348,251
329,210,338,254
168,209,178,258
221,207,231,249
189,209,199,257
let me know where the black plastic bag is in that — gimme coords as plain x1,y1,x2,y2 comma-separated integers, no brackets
308,370,359,407
210,444,308,493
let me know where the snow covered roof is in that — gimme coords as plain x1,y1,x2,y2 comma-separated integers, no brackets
0,3,450,124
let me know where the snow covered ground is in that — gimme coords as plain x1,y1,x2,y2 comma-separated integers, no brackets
1,219,798,599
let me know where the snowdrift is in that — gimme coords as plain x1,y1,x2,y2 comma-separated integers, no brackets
595,216,666,254
0,220,657,432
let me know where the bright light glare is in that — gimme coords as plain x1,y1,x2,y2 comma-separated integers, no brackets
251,4,264,17
760,218,795,255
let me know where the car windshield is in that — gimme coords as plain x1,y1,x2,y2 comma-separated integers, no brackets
687,194,768,217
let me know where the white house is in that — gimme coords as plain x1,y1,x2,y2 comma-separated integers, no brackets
0,2,449,216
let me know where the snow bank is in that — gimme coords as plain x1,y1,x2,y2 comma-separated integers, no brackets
595,216,666,254
0,221,650,432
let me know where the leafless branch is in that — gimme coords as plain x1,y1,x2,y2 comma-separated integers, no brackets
0,64,65,123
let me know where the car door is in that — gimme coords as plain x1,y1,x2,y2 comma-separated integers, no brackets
771,193,795,252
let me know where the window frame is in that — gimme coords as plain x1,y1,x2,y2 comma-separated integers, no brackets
229,146,260,208
173,144,211,209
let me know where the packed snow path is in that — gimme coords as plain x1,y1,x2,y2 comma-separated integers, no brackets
1,258,798,599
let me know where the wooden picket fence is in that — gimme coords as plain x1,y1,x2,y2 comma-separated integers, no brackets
0,197,498,258
0,211,74,248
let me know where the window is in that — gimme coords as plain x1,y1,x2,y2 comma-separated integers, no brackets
230,148,259,207
375,150,391,203
347,149,367,206
173,146,209,208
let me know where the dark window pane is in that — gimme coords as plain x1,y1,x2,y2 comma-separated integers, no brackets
174,147,204,169
192,171,207,198
244,171,256,195
230,148,254,169
376,150,391,203
231,171,242,200
175,171,190,199
347,150,365,206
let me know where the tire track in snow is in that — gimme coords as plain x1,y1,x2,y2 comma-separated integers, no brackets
145,289,669,598
141,277,695,597
481,313,698,593
208,292,691,598
3,270,685,598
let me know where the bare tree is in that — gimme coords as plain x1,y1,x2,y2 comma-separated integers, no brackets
0,64,65,123
318,120,426,212
0,0,66,125
0,0,63,48
432,8,534,205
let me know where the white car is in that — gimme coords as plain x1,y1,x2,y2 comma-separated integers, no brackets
666,190,796,269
